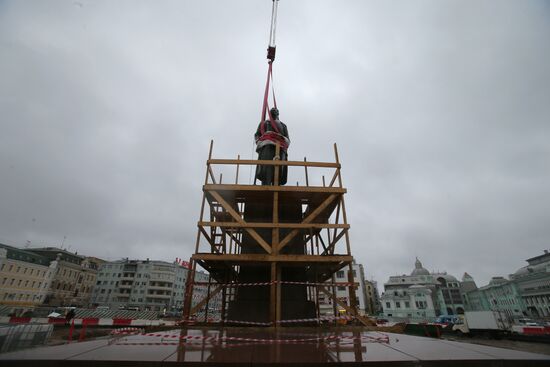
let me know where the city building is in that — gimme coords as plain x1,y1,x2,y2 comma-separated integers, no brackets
25,247,103,307
364,279,382,315
90,259,188,313
463,277,526,320
319,261,372,316
0,244,103,313
380,258,465,322
0,244,52,313
462,250,550,320
509,250,550,318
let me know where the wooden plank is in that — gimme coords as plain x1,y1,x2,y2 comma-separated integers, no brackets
192,253,353,263
272,144,280,253
208,158,340,168
209,191,272,254
204,184,346,194
278,194,338,252
199,221,349,229
235,155,240,184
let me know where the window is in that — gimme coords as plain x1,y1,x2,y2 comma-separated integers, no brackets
336,271,345,278
405,301,410,308
338,286,346,291
396,301,401,308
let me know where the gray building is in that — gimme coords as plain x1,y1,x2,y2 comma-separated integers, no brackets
90,259,188,313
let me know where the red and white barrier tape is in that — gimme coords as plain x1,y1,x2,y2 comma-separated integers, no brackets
191,281,356,287
181,314,356,326
113,333,389,345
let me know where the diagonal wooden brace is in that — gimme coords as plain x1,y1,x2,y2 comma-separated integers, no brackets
189,285,224,316
322,229,347,256
209,191,272,254
278,194,338,252
198,226,221,254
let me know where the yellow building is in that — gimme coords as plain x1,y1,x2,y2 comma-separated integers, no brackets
0,244,53,313
25,248,103,307
0,244,104,314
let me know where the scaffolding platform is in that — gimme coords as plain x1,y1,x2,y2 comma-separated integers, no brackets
182,141,368,326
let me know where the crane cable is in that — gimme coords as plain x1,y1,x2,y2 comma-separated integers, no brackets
260,0,280,134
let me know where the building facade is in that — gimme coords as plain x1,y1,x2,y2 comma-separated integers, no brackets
25,248,102,307
381,258,465,322
364,279,382,315
509,250,550,318
318,262,374,316
90,259,188,312
0,244,52,313
463,277,526,320
463,251,550,320
0,244,102,313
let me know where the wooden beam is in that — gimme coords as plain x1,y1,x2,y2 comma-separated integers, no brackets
199,221,349,229
235,155,240,184
189,285,224,316
329,168,340,188
208,158,340,168
192,253,353,263
278,194,338,252
272,144,280,253
209,191,272,254
204,184,346,194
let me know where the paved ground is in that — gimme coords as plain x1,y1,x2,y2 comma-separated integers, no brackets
443,335,550,356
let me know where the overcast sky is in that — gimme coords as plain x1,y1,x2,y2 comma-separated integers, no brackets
1,0,549,292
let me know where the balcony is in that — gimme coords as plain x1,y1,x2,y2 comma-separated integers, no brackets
146,294,171,301
148,285,173,291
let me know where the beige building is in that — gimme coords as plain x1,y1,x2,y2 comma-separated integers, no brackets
0,244,103,314
364,279,382,315
26,248,103,307
0,244,52,313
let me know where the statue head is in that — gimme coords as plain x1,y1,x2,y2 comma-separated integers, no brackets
270,107,279,119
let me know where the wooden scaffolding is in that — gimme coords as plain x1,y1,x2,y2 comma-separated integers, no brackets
182,141,370,326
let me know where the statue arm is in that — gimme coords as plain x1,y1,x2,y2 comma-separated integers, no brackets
254,122,262,142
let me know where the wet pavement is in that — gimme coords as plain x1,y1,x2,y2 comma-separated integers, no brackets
1,327,549,366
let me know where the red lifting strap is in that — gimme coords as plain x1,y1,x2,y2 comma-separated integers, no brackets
260,61,280,135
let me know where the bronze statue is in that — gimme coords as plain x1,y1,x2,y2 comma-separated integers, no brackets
254,108,290,185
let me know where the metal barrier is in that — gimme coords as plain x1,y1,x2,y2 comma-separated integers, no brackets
0,323,53,353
